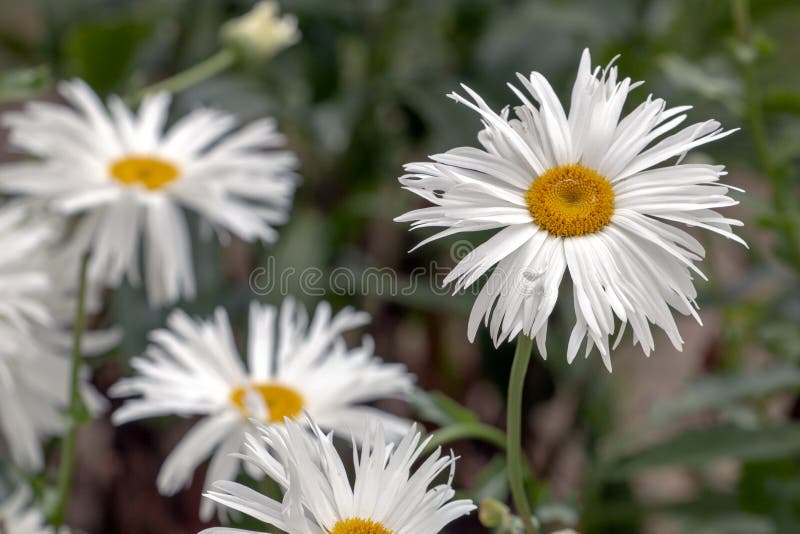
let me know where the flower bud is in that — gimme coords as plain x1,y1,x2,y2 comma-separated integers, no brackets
221,1,300,61
479,498,511,528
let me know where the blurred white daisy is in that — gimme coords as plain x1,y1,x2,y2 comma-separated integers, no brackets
0,327,110,472
0,486,63,534
396,49,744,371
202,418,475,534
0,79,298,307
0,201,113,328
0,202,118,471
110,298,414,520
0,204,56,332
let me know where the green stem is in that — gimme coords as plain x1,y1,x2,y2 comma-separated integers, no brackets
51,255,90,532
507,334,537,534
423,422,507,455
130,48,236,102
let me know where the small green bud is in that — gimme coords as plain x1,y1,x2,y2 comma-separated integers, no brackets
221,1,300,62
479,498,511,528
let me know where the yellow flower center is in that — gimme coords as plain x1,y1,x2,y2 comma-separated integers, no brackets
525,164,615,237
109,156,181,190
229,382,304,423
329,518,392,534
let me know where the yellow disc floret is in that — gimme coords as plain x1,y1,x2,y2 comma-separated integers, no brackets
329,518,393,534
109,156,181,190
525,164,615,237
229,382,304,423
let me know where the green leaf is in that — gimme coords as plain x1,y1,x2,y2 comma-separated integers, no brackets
410,389,479,426
739,459,800,519
0,66,50,103
764,89,800,115
613,424,800,476
266,208,331,307
650,366,800,422
580,478,643,531
761,323,800,363
534,501,579,529
655,491,740,518
472,455,509,503
64,19,151,95
659,54,741,102
678,513,776,534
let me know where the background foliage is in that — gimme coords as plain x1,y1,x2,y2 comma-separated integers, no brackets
1,0,799,533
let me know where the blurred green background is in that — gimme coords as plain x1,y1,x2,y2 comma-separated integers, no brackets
1,0,800,533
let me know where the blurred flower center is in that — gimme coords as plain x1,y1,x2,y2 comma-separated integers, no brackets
109,156,181,190
229,382,304,423
329,518,392,534
525,164,614,237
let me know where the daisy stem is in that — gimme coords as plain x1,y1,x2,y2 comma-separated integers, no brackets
51,254,90,532
423,422,507,455
507,334,537,534
131,48,237,102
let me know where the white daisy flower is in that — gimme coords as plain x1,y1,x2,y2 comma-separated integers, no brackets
202,418,476,534
396,49,744,371
0,201,112,328
0,326,110,472
0,486,63,534
0,204,56,332
0,202,118,471
110,298,414,520
0,79,298,307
